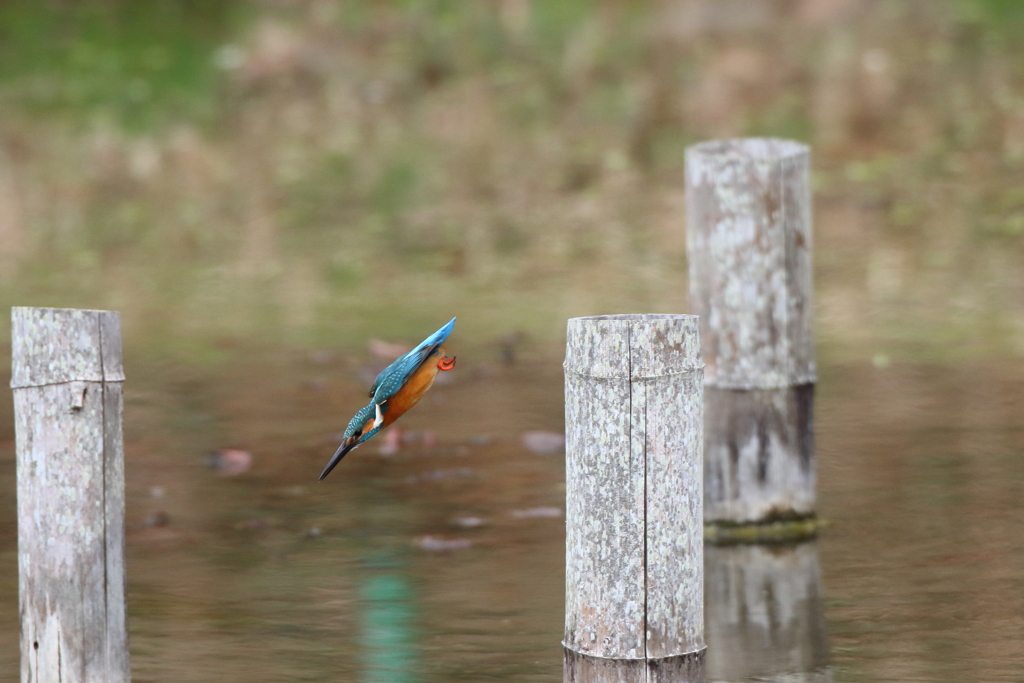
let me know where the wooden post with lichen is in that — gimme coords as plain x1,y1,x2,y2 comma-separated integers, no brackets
685,138,818,542
11,307,130,683
563,314,705,683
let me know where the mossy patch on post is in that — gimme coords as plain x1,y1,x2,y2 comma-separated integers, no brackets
704,514,826,545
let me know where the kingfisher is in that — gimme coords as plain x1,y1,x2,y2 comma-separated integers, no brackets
318,317,457,480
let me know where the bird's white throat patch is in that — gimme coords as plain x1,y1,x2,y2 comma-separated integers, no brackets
373,402,383,429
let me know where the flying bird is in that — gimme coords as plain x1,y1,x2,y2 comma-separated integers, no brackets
318,317,457,480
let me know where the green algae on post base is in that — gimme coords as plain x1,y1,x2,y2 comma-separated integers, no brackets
704,514,826,545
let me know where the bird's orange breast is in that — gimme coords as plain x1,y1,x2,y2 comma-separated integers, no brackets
383,346,444,426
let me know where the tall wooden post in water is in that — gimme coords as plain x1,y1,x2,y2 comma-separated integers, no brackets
686,139,817,538
564,314,705,683
10,307,130,683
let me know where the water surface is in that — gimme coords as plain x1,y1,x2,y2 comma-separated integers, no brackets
1,349,1021,681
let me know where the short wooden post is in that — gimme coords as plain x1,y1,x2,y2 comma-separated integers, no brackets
705,542,830,681
564,314,705,683
685,139,817,537
11,307,130,683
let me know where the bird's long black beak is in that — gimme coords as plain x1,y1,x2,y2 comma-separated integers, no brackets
318,441,355,481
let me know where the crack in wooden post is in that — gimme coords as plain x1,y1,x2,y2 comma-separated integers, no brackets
564,314,706,682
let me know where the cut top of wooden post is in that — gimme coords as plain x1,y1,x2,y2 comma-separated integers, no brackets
685,138,815,389
10,307,125,388
564,314,702,379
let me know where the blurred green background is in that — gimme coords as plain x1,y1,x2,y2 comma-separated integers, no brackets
0,0,1021,364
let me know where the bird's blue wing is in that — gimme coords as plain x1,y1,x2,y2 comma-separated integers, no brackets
368,356,403,398
371,317,455,403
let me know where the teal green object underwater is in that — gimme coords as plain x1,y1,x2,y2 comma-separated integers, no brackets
361,573,417,683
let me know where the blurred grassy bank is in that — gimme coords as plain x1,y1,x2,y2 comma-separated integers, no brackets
0,0,1022,364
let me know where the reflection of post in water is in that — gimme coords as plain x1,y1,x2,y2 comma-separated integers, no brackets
704,542,831,682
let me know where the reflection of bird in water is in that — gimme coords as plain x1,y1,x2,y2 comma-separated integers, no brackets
318,318,457,480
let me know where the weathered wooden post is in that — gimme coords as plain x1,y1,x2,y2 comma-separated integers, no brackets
705,542,830,682
685,139,817,540
564,314,705,683
11,307,130,683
